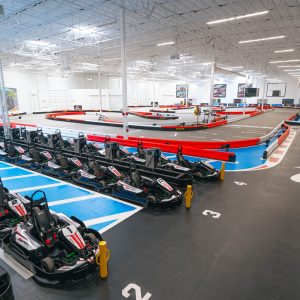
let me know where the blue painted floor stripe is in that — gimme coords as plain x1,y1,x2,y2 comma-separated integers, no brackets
20,184,92,202
89,220,117,231
50,197,136,220
2,175,59,190
0,167,33,178
0,162,11,168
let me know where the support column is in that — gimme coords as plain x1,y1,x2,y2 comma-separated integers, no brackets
243,75,248,116
0,60,10,136
97,44,103,113
262,77,266,110
120,7,128,139
208,62,216,122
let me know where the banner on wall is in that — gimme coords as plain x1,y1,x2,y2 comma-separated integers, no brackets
5,88,19,111
213,84,226,98
237,83,245,98
176,84,189,98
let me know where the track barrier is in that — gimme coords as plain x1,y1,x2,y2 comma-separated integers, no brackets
263,124,291,159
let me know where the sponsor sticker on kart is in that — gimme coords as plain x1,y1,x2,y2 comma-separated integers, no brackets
78,170,96,179
171,164,190,172
48,162,61,169
120,148,130,155
15,146,25,154
41,151,52,160
132,156,145,163
108,166,122,178
118,181,143,194
157,178,173,192
70,157,83,167
20,155,33,161
0,150,7,155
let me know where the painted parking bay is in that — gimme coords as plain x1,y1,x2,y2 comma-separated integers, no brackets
0,162,141,233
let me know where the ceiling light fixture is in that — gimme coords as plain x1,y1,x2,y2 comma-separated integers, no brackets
274,49,294,53
239,35,285,44
207,10,268,25
283,69,300,72
269,59,300,63
277,65,300,68
157,41,175,46
103,57,121,61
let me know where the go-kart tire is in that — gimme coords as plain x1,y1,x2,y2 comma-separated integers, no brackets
41,257,55,273
146,195,157,204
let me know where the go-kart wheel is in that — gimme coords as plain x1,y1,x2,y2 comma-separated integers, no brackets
146,195,157,204
41,257,55,273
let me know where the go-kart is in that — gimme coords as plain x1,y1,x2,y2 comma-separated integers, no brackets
0,141,39,169
85,160,126,192
112,166,182,207
176,147,220,180
0,178,28,237
2,190,102,284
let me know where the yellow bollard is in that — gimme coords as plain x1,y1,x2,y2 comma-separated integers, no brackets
95,240,110,279
220,162,226,181
184,185,193,209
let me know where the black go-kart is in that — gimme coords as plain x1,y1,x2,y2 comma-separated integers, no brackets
2,190,102,284
0,178,28,237
176,147,220,180
112,166,182,207
41,152,75,180
0,141,39,170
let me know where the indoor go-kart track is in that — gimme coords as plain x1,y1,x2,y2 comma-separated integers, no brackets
1,108,300,300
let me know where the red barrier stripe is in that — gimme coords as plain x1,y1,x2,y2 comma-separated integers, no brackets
87,135,236,162
217,111,256,115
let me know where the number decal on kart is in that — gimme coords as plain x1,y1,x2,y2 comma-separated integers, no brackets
202,210,221,219
122,283,152,300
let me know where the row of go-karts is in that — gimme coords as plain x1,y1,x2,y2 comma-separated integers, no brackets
0,180,102,284
0,139,184,207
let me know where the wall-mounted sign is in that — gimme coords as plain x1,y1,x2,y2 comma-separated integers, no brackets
237,83,245,98
266,82,286,97
5,87,19,111
176,84,189,98
213,84,226,98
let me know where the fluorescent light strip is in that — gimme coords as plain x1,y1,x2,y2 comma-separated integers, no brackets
207,10,268,25
277,65,300,68
157,41,175,46
283,69,300,72
270,59,300,63
239,35,285,44
274,49,294,53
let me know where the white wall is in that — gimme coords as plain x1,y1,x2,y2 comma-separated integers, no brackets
3,69,300,113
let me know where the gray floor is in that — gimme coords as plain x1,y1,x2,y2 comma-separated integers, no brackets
13,109,297,141
1,126,299,300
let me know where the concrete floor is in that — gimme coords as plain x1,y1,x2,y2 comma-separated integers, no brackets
2,108,299,300
12,109,296,141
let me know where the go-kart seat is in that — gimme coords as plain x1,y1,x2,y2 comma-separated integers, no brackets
29,149,42,162
130,170,143,188
32,206,55,234
176,152,190,168
89,161,104,178
56,154,70,170
137,147,146,159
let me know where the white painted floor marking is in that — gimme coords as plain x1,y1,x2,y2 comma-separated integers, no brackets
10,182,65,193
234,181,247,186
0,249,34,279
48,194,98,206
202,210,221,219
290,174,300,183
1,174,36,181
122,283,152,300
0,166,15,170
